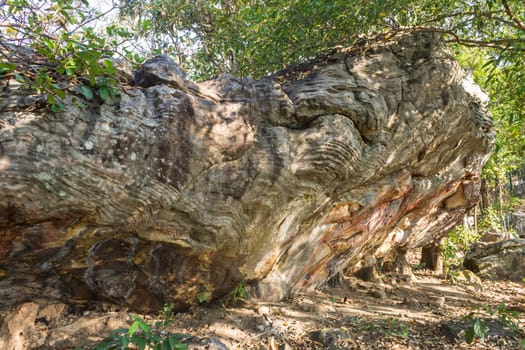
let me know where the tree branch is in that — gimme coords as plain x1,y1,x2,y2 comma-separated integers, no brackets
502,0,525,33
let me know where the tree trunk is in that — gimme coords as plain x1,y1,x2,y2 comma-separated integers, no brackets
0,29,495,312
480,178,489,211
420,238,445,274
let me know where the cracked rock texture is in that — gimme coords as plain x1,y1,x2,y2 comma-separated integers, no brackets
0,30,494,312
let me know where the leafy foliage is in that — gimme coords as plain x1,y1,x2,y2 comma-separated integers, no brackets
93,312,190,350
231,280,248,302
463,303,524,345
453,45,525,183
117,0,525,79
464,318,488,344
0,0,136,110
443,224,481,274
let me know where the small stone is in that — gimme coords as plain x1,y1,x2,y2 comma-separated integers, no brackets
83,140,94,150
257,305,271,316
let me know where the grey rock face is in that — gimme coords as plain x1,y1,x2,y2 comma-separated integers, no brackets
464,239,525,281
134,55,187,89
511,210,525,238
0,29,494,311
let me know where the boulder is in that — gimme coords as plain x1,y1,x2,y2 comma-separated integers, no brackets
478,231,506,243
464,239,525,281
0,302,39,350
511,210,525,238
0,29,494,312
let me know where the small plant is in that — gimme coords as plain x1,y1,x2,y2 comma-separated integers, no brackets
462,303,524,345
464,318,488,344
158,303,176,326
197,285,208,304
384,318,409,339
346,316,409,339
93,309,190,350
494,303,523,335
231,281,247,302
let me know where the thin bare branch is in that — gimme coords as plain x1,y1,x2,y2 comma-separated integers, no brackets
502,0,525,33
67,4,120,36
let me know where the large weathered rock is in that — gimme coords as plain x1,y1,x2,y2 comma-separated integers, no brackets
464,239,525,281
0,29,494,312
511,210,525,238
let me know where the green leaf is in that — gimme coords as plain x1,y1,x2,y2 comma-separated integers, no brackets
0,62,16,73
170,333,191,341
99,86,109,101
103,59,114,69
109,328,128,336
141,19,152,31
131,334,147,350
497,303,506,314
109,86,117,99
465,327,475,344
53,88,66,99
169,334,189,349
132,315,152,339
14,73,25,82
473,319,487,340
119,335,130,348
161,338,170,350
79,85,93,100
128,319,140,336
151,334,163,343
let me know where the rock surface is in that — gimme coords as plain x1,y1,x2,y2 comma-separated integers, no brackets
511,210,525,238
0,29,494,312
464,239,525,281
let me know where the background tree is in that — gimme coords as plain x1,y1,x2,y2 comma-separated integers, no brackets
118,0,524,174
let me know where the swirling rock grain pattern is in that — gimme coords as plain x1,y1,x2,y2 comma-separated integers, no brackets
0,30,494,312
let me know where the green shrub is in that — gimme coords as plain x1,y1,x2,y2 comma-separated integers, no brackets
443,225,481,274
463,303,524,345
92,311,190,350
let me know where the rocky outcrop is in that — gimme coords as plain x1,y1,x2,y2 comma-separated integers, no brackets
464,239,525,281
0,29,494,312
511,210,525,238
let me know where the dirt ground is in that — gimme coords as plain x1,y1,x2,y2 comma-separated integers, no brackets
1,253,524,349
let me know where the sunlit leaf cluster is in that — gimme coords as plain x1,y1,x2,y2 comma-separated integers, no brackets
0,0,135,109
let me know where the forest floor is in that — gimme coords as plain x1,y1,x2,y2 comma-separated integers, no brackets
3,252,525,350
